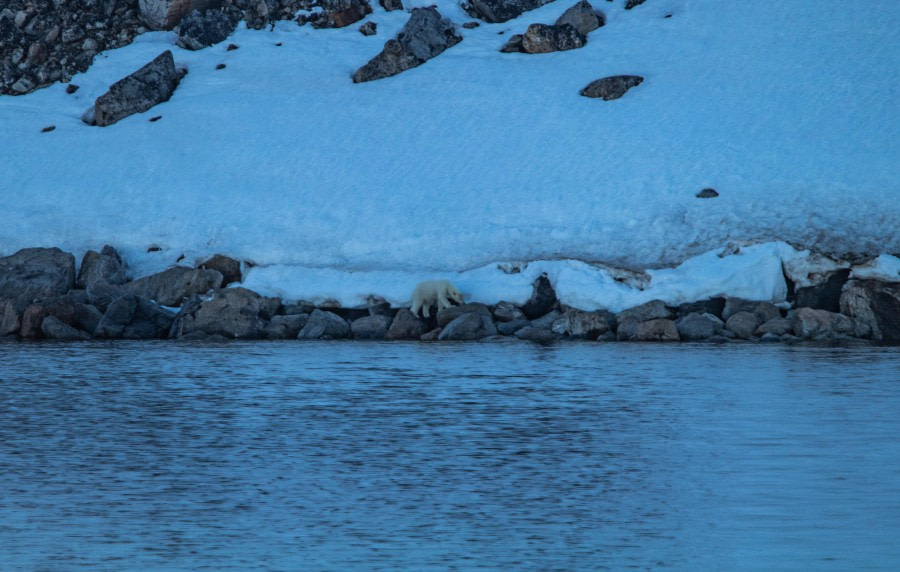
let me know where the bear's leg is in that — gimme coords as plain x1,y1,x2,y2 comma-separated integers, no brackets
410,299,422,317
437,294,451,310
422,303,431,318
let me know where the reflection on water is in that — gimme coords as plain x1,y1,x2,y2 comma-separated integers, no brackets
1,341,898,570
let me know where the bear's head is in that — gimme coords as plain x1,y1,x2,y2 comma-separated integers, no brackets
447,284,464,305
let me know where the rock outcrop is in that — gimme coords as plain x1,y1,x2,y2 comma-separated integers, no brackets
580,75,644,100
125,266,223,306
0,248,76,310
463,0,554,24
139,0,225,30
176,8,240,50
840,280,900,342
90,50,185,127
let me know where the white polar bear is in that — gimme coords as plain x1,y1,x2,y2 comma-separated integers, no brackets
410,280,464,318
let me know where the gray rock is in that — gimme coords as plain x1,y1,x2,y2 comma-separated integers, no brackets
85,281,124,312
351,314,393,340
77,245,126,289
94,295,138,338
675,298,726,319
92,50,184,127
492,300,526,322
793,269,850,314
420,327,443,341
73,303,104,335
0,247,76,310
760,332,781,343
311,0,372,29
580,75,643,100
0,301,21,336
696,188,719,199
437,302,492,328
616,317,639,341
530,309,562,330
514,325,559,343
257,296,283,320
284,301,316,315
754,317,793,337
499,34,524,53
722,298,759,321
497,319,530,336
791,307,855,340
122,297,176,339
359,21,377,36
725,311,761,339
298,309,351,339
521,274,557,319
386,308,428,340
753,302,781,324
263,314,309,339
353,7,462,83
555,1,604,36
41,315,91,340
521,23,586,54
139,0,225,30
616,299,672,324
379,0,403,11
463,0,553,23
625,0,647,9
550,309,610,339
634,319,680,342
438,312,498,341
126,266,222,307
675,312,723,340
839,280,900,342
182,287,266,339
176,8,240,50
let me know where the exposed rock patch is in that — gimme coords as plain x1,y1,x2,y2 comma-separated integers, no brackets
580,75,644,100
90,50,185,127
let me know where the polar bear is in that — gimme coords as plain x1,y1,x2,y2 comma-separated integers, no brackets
410,280,464,318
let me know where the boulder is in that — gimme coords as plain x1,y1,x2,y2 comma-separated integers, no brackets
263,314,309,339
121,297,177,339
675,312,723,341
580,75,643,100
792,307,855,340
41,315,91,340
298,309,351,339
438,312,498,341
93,295,138,338
180,288,266,339
725,311,761,339
77,245,127,289
755,317,793,337
550,309,610,339
0,247,76,310
176,8,240,50
616,299,672,324
91,50,184,127
624,0,646,9
351,314,393,340
310,0,372,29
514,325,559,343
839,280,900,342
521,23,586,54
499,34,524,53
139,0,225,30
555,1,604,36
437,302,492,328
18,299,77,340
675,298,726,319
353,7,462,83
722,298,759,321
497,319,530,336
386,308,428,340
530,309,562,330
379,0,403,11
753,302,781,324
463,0,553,23
521,274,557,319
125,266,222,307
0,301,21,336
615,317,639,341
359,21,377,36
634,319,680,342
73,303,104,335
793,269,850,313
492,301,526,322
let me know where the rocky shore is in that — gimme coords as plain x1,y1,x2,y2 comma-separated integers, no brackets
2,246,898,345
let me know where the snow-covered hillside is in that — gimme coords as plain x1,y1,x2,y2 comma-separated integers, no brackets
1,0,897,308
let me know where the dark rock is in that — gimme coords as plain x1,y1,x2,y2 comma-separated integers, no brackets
125,266,222,307
760,332,781,343
0,247,76,310
514,325,559,343
725,311,761,339
257,296,283,320
311,0,372,29
420,327,443,341
616,299,672,324
139,0,226,30
298,309,350,339
368,300,393,317
320,304,370,322
497,319,530,336
794,269,850,313
792,307,855,340
41,125,55,133
675,297,726,319
615,317,639,341
437,302,492,328
121,297,176,339
550,309,610,339
379,0,403,10
263,314,309,339
284,301,316,315
94,295,138,338
530,309,562,330
353,7,462,83
85,281,124,311
722,298,759,321
386,308,428,340
41,316,91,340
696,188,719,198
675,312,723,340
66,83,79,94
198,253,241,286
634,319,679,342
492,300,526,322
181,287,266,339
840,280,900,342
359,21,376,36
77,245,126,289
167,293,204,339
580,75,643,100
753,302,781,324
176,8,240,50
462,21,480,29
92,50,184,127
499,34,524,53
351,314,392,340
521,274,557,319
521,23,585,54
73,303,104,335
555,1,604,36
625,0,647,9
439,313,498,341
463,0,553,23
755,317,792,337
0,301,21,336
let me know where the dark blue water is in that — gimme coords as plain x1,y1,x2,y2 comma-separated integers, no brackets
1,341,898,570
